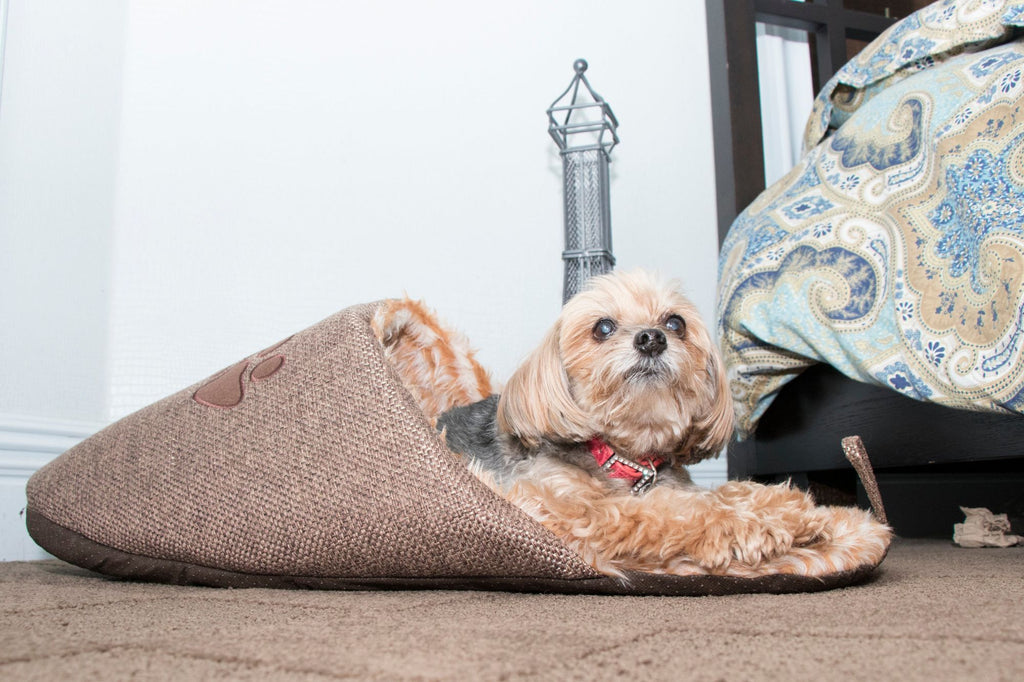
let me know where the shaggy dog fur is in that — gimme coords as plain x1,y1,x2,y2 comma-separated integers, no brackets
374,271,891,578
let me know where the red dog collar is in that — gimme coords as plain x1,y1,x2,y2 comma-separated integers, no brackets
587,438,665,494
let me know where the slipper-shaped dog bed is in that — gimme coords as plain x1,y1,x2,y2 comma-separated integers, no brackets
26,300,885,595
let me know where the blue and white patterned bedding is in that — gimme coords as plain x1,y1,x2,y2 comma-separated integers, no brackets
717,0,1024,437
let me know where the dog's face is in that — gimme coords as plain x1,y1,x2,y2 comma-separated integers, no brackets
497,270,733,463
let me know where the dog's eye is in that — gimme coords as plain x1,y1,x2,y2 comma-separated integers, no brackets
592,318,617,341
664,314,686,336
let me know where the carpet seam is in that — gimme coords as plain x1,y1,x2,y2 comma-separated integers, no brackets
516,623,1024,678
3,590,503,619
0,644,369,680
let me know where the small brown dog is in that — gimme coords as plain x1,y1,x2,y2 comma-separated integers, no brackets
375,270,891,578
434,270,890,578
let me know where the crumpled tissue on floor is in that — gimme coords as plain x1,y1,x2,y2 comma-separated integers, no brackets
953,507,1023,548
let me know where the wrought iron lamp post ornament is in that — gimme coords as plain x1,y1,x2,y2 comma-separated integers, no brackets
547,59,620,303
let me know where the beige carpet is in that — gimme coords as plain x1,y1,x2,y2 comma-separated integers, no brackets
2,538,1021,681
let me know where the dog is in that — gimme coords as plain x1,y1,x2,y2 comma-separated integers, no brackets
436,270,891,578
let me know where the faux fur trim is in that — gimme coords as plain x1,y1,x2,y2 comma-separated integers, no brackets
372,298,494,421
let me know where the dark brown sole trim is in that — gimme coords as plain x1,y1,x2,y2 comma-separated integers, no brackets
26,509,882,596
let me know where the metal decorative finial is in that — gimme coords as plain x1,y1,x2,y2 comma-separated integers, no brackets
547,58,620,303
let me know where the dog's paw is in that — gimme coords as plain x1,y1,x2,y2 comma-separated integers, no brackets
772,506,892,575
688,517,799,571
685,481,829,572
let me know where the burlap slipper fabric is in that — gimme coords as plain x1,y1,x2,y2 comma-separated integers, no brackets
26,301,884,595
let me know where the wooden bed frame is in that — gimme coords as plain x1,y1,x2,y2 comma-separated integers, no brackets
704,0,1024,537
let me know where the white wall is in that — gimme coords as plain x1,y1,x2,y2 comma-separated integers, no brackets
0,0,126,561
105,0,723,414
0,0,125,423
0,0,725,560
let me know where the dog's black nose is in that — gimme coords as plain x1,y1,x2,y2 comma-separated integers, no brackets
634,328,667,357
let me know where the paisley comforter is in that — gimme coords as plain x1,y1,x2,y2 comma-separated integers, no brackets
718,0,1024,437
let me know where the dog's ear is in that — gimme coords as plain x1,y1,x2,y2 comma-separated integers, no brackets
497,323,592,448
676,347,735,464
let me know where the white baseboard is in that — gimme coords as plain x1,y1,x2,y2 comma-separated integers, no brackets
0,413,105,561
688,457,728,489
0,413,105,472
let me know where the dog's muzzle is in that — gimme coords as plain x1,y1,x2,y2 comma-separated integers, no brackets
625,357,669,383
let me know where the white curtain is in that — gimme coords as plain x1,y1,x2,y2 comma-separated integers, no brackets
755,22,815,187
